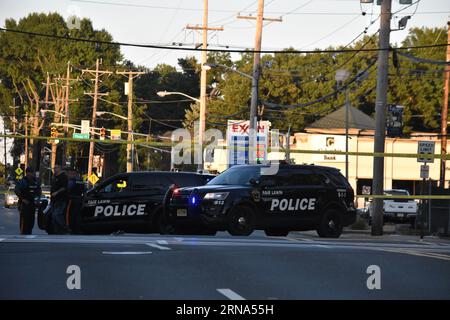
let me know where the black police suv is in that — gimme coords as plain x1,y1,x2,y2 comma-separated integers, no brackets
167,164,356,238
72,171,214,234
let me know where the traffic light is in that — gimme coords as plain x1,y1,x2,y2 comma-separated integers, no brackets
50,127,58,138
100,127,106,140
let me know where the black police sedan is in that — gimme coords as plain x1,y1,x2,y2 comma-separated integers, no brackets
68,171,214,234
167,164,356,238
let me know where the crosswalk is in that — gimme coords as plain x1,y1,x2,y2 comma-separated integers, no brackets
1,233,449,260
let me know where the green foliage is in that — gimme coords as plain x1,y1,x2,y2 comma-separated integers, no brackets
0,12,446,176
201,27,446,133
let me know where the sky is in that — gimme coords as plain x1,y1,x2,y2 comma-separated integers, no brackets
0,0,449,69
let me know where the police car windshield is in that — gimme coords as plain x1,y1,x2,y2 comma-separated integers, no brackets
207,166,261,185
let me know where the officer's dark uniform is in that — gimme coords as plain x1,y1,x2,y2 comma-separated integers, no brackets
66,173,85,234
14,174,41,234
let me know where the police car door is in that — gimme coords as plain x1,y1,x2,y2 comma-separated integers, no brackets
129,173,173,219
82,175,134,224
287,168,323,227
259,168,298,227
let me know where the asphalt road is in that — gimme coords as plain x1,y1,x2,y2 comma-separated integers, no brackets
1,198,449,300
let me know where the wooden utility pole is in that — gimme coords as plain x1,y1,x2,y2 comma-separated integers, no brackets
440,21,450,188
116,70,145,172
238,0,281,162
24,112,28,168
82,59,112,178
48,76,64,171
56,61,79,166
11,99,17,135
186,0,224,171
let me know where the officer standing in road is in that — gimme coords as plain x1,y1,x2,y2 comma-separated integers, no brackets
14,167,41,235
66,168,85,233
51,165,68,234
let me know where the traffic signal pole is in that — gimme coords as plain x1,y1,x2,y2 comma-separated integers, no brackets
116,70,144,173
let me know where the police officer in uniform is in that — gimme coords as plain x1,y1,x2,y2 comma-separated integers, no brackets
51,165,69,234
14,167,41,235
66,168,85,233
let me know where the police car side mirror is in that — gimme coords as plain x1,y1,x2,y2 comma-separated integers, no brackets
87,188,98,196
249,178,259,186
259,179,275,187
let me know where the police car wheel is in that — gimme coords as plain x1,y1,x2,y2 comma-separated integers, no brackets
317,209,343,238
156,211,176,235
227,205,255,236
264,229,289,237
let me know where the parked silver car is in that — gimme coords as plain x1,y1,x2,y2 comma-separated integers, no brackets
4,187,19,208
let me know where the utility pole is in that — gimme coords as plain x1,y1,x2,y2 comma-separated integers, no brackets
62,61,78,166
371,0,392,236
55,62,78,166
285,124,291,162
82,59,112,178
186,0,224,171
24,112,28,168
3,116,7,182
36,73,51,178
116,70,145,173
238,0,281,162
11,98,17,135
440,21,450,188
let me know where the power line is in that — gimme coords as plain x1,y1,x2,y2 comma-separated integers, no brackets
1,27,447,54
263,59,378,110
301,14,363,49
70,0,444,16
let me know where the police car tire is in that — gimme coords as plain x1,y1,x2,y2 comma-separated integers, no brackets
317,209,343,238
264,229,289,237
227,205,255,236
155,210,176,235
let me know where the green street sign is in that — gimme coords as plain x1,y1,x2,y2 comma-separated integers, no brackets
73,133,90,140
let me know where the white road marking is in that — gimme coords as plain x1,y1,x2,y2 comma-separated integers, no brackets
157,240,168,245
102,251,153,255
291,237,314,242
24,235,36,239
217,289,246,300
383,249,450,261
0,234,449,254
315,244,330,249
410,240,437,246
146,243,171,251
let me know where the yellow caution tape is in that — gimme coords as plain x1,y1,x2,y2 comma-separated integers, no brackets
0,134,447,160
356,194,450,199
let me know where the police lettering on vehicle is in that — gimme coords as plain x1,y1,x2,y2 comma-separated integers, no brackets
94,204,146,217
270,198,316,211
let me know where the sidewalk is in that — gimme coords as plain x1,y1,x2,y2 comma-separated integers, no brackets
293,227,450,243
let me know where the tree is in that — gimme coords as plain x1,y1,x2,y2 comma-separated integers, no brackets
0,12,122,174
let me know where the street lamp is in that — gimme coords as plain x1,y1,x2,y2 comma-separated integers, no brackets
157,90,203,171
41,109,66,118
96,111,127,120
202,63,253,80
335,69,350,180
157,91,201,103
